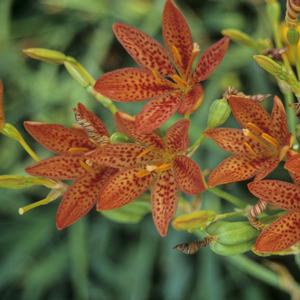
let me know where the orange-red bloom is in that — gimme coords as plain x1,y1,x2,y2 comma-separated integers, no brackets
87,117,205,236
94,0,229,133
205,95,292,187
25,103,116,229
248,177,300,253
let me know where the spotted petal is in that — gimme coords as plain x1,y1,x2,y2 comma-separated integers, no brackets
56,171,105,229
177,85,204,115
24,122,95,153
254,158,279,181
173,155,205,195
255,212,300,253
285,153,300,175
113,23,175,77
87,144,157,169
162,0,193,72
248,180,300,211
94,68,173,101
166,119,190,153
0,81,4,129
208,155,259,187
135,93,181,133
98,168,152,210
26,155,88,180
151,170,177,236
193,37,229,82
115,112,164,148
227,96,272,133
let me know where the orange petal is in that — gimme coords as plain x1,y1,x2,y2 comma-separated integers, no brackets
227,96,272,132
193,37,229,82
113,23,175,77
0,81,4,129
173,155,205,195
255,212,300,253
87,144,157,169
74,103,109,142
135,93,181,133
151,170,177,236
177,85,204,115
115,112,164,148
290,172,300,186
270,96,290,146
26,155,87,179
208,155,258,187
285,153,300,174
248,180,300,211
254,158,279,181
24,122,95,153
94,67,173,101
162,0,193,72
166,119,190,153
56,171,104,229
98,168,152,210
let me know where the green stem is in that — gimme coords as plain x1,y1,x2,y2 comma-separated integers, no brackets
226,255,300,296
215,210,248,221
188,133,206,157
88,87,118,114
208,187,247,209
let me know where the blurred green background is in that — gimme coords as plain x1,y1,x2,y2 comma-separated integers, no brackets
0,0,299,299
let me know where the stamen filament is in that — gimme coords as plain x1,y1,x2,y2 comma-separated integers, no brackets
80,160,95,174
68,147,89,154
243,142,257,156
261,133,280,148
171,74,189,90
246,122,264,135
172,45,183,69
137,146,155,158
185,42,200,80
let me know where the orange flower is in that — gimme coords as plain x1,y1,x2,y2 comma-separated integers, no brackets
94,0,229,133
25,103,116,229
248,176,300,253
87,118,205,236
205,95,292,187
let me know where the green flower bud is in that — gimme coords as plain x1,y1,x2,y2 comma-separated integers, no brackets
110,132,131,144
266,0,281,25
206,221,259,246
210,239,255,256
0,175,56,189
287,27,300,45
207,98,231,129
23,48,67,64
64,61,95,87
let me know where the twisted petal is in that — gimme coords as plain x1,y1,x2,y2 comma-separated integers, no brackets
227,96,272,133
74,103,109,139
135,93,181,133
166,119,190,153
193,37,229,82
248,180,300,210
270,96,290,146
173,155,205,195
0,81,4,129
24,122,94,153
177,85,204,115
56,171,105,229
115,112,164,148
26,155,87,179
113,23,174,76
98,168,152,210
255,212,300,253
87,144,157,169
285,153,300,174
208,155,258,187
151,170,177,236
204,128,265,155
162,0,193,72
94,68,173,101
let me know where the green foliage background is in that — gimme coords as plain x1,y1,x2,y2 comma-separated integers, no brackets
0,0,299,299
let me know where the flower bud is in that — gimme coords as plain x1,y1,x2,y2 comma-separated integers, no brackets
266,0,281,25
207,98,231,129
23,48,67,64
0,175,56,189
64,61,95,87
210,239,255,256
110,132,131,144
287,27,300,45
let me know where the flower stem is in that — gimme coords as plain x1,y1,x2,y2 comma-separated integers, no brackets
215,209,248,221
188,133,206,157
226,255,300,296
208,187,247,208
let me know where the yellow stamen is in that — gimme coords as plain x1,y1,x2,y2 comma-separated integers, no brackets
243,142,257,156
80,160,95,174
246,122,264,135
170,74,188,90
150,68,163,84
137,146,155,158
261,133,280,148
136,169,151,178
279,145,290,160
68,147,89,154
185,42,200,80
172,45,183,68
155,163,172,173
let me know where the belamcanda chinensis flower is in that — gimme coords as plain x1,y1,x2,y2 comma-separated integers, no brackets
87,117,206,236
25,103,117,229
248,172,300,253
94,0,229,133
205,95,292,187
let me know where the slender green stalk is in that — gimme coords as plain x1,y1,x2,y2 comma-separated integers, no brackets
208,187,247,208
188,133,205,157
215,210,248,221
226,255,300,296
